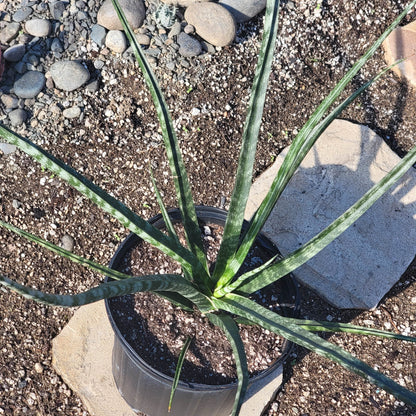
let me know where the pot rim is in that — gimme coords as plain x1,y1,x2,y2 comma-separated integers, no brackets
105,205,300,392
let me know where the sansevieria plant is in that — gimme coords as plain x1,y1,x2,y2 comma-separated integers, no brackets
1,0,416,414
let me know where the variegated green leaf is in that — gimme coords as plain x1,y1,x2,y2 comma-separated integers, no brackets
0,125,210,292
207,313,248,416
235,317,416,342
151,169,180,244
111,0,208,276
0,219,131,279
0,219,195,311
212,0,281,285
214,0,416,288
235,315,416,342
290,319,416,342
0,273,215,312
214,294,416,405
168,336,193,412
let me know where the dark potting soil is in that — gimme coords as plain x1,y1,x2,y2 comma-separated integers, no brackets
108,221,293,385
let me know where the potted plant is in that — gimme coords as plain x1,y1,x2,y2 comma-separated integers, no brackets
1,0,416,415
105,205,300,416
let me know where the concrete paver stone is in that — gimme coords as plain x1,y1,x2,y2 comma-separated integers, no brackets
246,119,416,309
382,19,416,88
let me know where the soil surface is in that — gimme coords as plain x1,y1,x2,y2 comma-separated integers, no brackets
1,1,416,416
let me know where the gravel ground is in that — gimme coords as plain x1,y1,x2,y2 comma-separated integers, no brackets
1,0,416,415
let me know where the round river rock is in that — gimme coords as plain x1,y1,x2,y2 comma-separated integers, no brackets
184,2,236,47
14,71,45,98
97,0,145,31
49,60,90,91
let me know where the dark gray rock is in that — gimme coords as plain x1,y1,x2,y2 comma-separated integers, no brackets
9,108,28,126
0,22,21,44
90,24,107,47
13,71,45,98
177,32,202,57
49,1,67,20
27,54,40,66
14,62,27,74
12,7,33,23
3,44,26,62
50,38,64,53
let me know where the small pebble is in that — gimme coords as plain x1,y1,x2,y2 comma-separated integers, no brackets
0,143,17,155
12,7,33,23
105,30,127,54
49,1,67,20
90,24,107,47
0,22,21,43
12,200,22,209
1,94,19,109
86,80,100,92
34,363,43,374
94,60,105,70
9,108,28,126
177,32,201,57
62,106,81,119
14,71,46,99
135,33,151,46
50,38,64,53
49,60,90,91
168,21,181,38
191,107,201,116
3,44,26,62
61,234,75,252
184,24,195,34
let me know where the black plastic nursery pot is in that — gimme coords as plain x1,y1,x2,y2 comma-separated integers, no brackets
105,206,299,416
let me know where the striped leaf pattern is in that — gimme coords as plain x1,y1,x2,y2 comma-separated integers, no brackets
214,0,416,288
212,0,281,285
0,274,214,312
0,125,209,287
207,313,249,416
110,0,208,275
214,294,416,405
1,0,416,411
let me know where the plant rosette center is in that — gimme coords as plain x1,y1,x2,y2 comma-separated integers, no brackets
107,217,295,385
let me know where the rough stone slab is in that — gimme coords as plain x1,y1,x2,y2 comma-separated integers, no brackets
246,119,416,309
382,20,416,89
53,301,282,416
52,301,137,416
